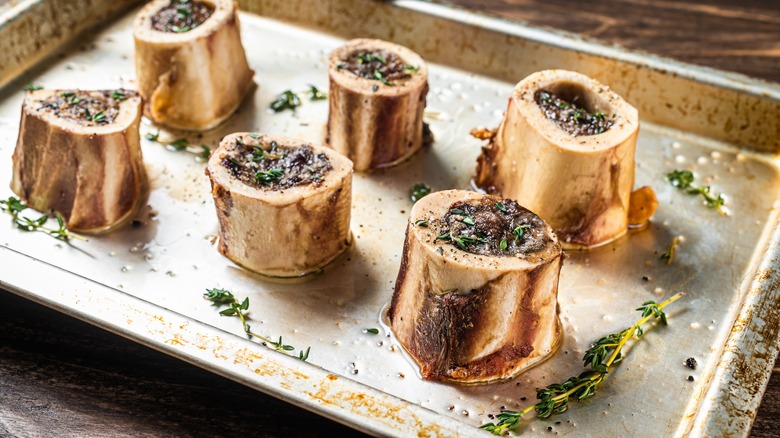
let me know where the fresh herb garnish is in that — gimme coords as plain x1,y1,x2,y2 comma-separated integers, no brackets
373,70,392,86
204,288,311,361
364,328,380,335
666,170,726,215
500,238,508,251
255,168,284,184
481,293,684,435
496,202,507,212
271,85,328,112
145,133,211,161
271,90,302,112
92,111,107,123
24,83,43,92
168,138,189,151
111,90,127,101
409,183,431,203
462,216,475,226
357,52,386,64
404,65,420,74
512,224,531,242
171,25,191,33
660,235,680,265
415,219,428,227
0,196,84,242
307,84,327,101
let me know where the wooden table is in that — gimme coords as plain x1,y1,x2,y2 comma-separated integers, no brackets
2,1,779,437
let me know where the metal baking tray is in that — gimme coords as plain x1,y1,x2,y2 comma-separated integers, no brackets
1,0,779,436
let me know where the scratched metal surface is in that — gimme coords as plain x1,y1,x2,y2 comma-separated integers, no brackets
0,1,779,437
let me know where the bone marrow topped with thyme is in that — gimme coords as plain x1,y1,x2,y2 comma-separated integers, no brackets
220,139,333,191
10,89,147,233
150,0,214,33
206,133,353,278
327,39,429,171
436,199,551,257
37,90,124,126
134,0,254,131
475,69,643,249
534,89,615,137
388,190,563,384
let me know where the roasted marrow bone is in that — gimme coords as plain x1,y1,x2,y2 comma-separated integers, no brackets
134,0,254,131
475,70,639,249
388,190,563,384
206,133,353,278
10,89,147,233
326,38,429,171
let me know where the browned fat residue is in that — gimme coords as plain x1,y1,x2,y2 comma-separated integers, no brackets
473,127,501,194
327,374,338,381
306,381,411,430
410,285,487,380
232,347,311,381
165,337,184,346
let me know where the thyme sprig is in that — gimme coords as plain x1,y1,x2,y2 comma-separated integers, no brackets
666,170,727,215
660,235,681,265
145,131,211,160
481,293,684,435
255,168,284,184
0,196,85,242
270,85,328,112
204,288,311,361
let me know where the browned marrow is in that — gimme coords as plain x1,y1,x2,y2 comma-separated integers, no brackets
10,89,147,233
475,70,639,249
133,0,254,131
326,38,429,171
206,133,353,278
388,190,563,384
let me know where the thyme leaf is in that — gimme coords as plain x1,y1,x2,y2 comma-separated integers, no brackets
307,84,327,101
512,225,531,242
111,90,127,101
271,90,302,112
204,288,311,361
481,293,684,435
666,170,726,215
24,83,43,92
0,196,85,242
255,168,284,184
410,183,431,203
373,70,393,86
145,132,211,161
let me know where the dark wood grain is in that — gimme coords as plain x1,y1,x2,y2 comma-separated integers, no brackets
1,1,779,437
0,290,367,438
440,0,780,83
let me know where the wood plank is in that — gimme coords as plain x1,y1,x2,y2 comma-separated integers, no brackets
439,0,780,83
